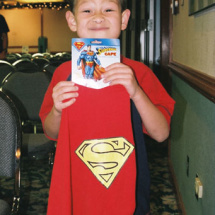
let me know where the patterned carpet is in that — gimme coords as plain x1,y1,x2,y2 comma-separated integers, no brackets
145,136,182,215
0,135,182,215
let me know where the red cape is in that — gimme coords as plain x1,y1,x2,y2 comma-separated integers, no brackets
47,85,136,215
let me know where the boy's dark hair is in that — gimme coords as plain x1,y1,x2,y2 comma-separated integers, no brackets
66,0,127,13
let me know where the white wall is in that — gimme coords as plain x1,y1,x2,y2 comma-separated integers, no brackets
1,8,77,53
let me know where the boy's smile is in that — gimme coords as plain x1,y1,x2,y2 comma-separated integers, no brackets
66,0,130,39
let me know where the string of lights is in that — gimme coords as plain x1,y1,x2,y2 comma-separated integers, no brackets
0,1,70,10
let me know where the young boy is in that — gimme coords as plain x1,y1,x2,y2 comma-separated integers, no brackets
39,0,175,214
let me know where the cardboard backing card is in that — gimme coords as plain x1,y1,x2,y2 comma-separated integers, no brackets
72,38,120,89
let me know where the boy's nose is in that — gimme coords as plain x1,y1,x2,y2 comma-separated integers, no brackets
92,14,104,23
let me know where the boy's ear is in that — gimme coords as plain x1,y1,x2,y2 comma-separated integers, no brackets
121,9,131,31
66,11,77,32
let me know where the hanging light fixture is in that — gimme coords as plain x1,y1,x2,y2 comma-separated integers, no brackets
0,0,64,3
0,0,69,10
17,0,64,2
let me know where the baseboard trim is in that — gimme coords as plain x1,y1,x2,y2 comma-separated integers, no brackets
168,154,187,215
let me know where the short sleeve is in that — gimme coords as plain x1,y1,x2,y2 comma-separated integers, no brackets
122,56,175,134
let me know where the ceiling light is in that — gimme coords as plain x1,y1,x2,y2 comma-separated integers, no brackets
17,0,64,3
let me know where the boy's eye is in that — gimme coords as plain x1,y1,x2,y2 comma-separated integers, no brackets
105,9,114,12
82,9,91,13
83,10,91,13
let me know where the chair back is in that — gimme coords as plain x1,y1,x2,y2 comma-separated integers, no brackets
32,57,50,71
21,53,32,60
0,90,22,214
6,53,21,64
0,199,10,215
43,63,58,76
0,90,22,178
12,58,40,73
0,60,17,85
1,71,51,124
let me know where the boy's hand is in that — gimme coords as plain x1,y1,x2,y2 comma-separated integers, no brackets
52,81,79,115
103,63,141,99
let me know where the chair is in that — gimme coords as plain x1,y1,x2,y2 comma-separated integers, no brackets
0,200,10,215
61,52,71,61
31,53,44,58
49,56,65,67
42,52,53,60
53,52,71,64
12,58,40,73
1,71,51,133
48,52,70,68
0,90,22,214
0,60,17,85
21,53,32,60
6,53,21,64
32,57,50,71
1,71,55,159
43,62,58,76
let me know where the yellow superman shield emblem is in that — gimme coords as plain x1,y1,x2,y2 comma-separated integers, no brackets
76,137,134,188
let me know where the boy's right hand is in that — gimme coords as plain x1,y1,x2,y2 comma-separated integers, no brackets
52,81,79,115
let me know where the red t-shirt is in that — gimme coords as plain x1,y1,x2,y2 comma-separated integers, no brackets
40,56,175,138
39,56,175,215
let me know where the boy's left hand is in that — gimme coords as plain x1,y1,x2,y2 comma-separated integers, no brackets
103,63,140,99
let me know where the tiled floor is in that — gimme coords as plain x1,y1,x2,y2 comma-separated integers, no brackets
0,135,182,215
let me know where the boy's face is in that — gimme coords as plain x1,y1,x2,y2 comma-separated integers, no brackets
66,0,130,39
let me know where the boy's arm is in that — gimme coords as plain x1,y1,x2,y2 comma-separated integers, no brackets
43,107,63,140
43,81,79,139
130,87,169,142
103,63,170,142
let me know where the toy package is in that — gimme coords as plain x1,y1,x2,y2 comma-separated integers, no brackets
71,38,120,89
